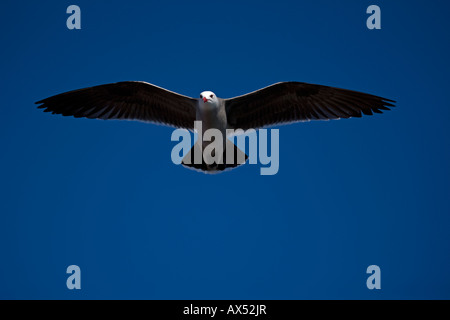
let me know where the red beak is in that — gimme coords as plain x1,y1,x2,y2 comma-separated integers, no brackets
202,97,208,103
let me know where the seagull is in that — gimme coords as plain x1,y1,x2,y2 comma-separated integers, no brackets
36,81,395,173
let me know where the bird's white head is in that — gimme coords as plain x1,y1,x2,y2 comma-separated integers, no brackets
200,91,218,104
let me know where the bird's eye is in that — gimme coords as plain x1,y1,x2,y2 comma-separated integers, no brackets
200,95,203,98
210,94,214,98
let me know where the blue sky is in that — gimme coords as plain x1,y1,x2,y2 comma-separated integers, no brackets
1,0,449,299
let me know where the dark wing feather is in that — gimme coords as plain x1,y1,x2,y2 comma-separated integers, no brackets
36,81,197,130
225,82,395,130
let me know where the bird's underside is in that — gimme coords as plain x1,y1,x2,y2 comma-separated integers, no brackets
36,81,395,173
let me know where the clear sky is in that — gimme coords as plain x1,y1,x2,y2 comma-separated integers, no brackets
1,0,449,299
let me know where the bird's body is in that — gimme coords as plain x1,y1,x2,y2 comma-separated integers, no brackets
36,81,395,173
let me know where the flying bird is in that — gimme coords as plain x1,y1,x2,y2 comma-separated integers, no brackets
36,81,395,173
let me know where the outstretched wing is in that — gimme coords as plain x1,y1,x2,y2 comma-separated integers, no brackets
36,81,197,130
225,82,395,130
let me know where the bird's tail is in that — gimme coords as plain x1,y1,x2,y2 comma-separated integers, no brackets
181,140,248,174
